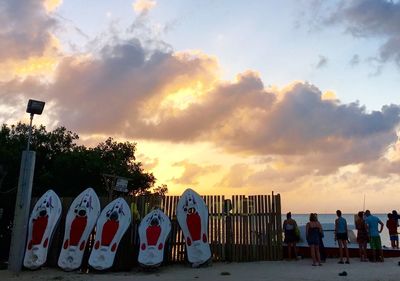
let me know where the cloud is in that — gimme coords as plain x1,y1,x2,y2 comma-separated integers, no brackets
0,77,48,124
1,1,400,180
0,0,58,62
217,164,255,189
133,0,156,15
325,0,400,67
45,39,219,138
349,54,360,66
172,160,220,185
361,158,400,178
316,55,328,68
1,35,399,175
0,0,61,82
137,153,159,171
321,90,338,101
43,0,62,12
217,158,314,191
360,137,400,177
198,82,399,173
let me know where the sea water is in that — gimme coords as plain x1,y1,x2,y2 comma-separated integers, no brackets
285,214,393,248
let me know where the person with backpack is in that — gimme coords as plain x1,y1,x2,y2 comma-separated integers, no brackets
283,212,299,260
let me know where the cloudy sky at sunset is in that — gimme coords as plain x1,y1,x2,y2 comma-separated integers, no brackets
1,0,400,213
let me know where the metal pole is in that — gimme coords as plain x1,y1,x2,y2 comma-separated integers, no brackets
8,151,36,273
26,113,33,152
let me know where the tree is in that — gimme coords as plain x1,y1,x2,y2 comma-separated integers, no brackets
153,184,168,197
93,137,156,196
0,123,158,197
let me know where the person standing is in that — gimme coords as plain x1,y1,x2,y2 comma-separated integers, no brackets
335,210,350,264
315,213,326,262
365,210,384,262
392,210,399,226
283,212,299,260
386,213,399,249
306,213,323,266
355,211,368,262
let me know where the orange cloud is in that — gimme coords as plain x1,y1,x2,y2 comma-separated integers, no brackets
322,90,338,101
3,37,399,177
171,160,220,186
0,36,60,81
43,0,63,12
133,0,156,14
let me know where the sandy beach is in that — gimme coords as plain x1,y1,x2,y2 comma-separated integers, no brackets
1,258,399,281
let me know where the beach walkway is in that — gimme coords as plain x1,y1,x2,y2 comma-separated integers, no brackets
1,258,399,281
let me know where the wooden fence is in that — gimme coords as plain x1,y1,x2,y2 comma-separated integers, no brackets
36,193,282,269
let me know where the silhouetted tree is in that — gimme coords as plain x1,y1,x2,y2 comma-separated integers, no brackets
153,184,168,197
0,123,157,197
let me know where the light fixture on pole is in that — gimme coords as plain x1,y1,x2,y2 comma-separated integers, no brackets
26,99,45,151
8,99,45,273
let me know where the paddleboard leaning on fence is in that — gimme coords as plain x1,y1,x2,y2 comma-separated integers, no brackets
24,189,62,269
88,197,131,270
138,208,171,267
177,188,211,267
58,187,100,271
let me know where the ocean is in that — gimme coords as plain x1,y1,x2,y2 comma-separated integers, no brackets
286,213,393,247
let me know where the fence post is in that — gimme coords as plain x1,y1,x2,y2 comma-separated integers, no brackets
224,198,233,262
275,193,283,260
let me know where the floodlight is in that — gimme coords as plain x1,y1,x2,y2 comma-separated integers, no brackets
26,99,45,115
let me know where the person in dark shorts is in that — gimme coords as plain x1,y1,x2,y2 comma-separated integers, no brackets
283,212,299,260
306,213,323,266
355,211,368,261
386,213,399,249
335,210,350,264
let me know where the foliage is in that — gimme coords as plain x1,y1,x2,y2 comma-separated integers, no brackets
153,184,168,197
0,123,159,197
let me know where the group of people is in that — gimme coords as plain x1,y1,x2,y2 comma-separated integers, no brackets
283,210,399,266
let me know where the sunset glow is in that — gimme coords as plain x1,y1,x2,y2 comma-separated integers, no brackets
2,0,400,213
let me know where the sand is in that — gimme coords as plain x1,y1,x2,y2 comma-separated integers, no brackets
1,258,399,281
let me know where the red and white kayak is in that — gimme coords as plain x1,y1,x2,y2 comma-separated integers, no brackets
177,188,211,267
88,198,131,270
138,208,171,267
24,190,62,269
58,188,100,271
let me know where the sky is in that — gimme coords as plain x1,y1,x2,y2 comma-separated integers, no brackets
1,0,400,213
